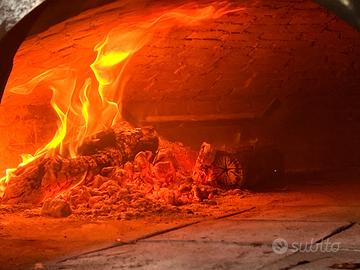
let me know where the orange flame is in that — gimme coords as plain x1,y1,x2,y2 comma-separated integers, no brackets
0,3,244,196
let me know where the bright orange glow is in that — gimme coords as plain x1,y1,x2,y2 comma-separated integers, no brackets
0,3,244,196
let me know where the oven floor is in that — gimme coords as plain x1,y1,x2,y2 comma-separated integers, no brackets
1,172,360,270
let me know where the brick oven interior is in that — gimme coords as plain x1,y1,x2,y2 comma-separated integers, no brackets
0,0,360,269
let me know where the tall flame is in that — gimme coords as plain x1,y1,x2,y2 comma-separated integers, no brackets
0,3,244,196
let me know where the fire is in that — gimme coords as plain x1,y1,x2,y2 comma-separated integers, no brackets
0,3,244,196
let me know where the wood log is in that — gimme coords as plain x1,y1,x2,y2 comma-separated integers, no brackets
2,126,159,204
192,142,284,189
193,143,245,188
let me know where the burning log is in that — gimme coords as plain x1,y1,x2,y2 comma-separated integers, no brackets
2,126,159,204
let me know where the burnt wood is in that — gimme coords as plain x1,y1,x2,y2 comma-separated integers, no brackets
2,126,159,204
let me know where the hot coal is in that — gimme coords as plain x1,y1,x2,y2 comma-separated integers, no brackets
61,146,220,219
41,197,72,218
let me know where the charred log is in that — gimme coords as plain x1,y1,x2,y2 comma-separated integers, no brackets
2,126,159,204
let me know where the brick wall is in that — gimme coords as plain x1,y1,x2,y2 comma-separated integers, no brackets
0,0,359,173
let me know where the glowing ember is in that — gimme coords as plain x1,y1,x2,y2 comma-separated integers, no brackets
0,3,244,197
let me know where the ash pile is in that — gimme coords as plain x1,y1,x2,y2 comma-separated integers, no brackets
1,124,283,218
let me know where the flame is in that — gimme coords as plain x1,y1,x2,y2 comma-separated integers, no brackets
0,3,244,196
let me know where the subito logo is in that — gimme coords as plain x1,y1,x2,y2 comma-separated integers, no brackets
272,238,288,254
